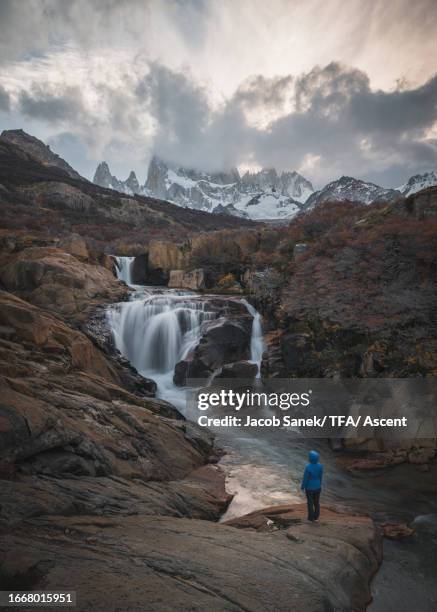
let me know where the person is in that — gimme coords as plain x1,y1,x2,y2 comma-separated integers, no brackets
301,450,323,521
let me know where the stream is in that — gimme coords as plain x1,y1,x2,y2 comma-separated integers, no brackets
108,256,437,612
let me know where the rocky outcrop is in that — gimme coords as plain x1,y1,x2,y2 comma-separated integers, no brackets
168,268,205,290
0,503,381,611
174,315,252,385
0,289,231,527
0,246,127,322
213,360,258,379
58,233,89,261
148,240,190,271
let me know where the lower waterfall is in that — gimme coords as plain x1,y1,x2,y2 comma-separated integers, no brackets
108,258,266,407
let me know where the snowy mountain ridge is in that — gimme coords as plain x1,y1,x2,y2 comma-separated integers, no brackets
304,176,402,210
93,158,437,220
397,171,437,197
93,156,314,220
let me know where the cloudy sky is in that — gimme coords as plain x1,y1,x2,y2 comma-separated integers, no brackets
0,0,436,188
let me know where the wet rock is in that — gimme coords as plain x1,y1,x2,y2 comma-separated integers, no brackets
214,360,258,379
174,317,252,385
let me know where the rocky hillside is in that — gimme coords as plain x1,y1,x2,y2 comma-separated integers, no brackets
260,190,437,382
0,131,256,256
94,156,314,221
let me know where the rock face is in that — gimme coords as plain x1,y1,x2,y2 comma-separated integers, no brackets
0,288,231,523
0,129,82,180
0,504,381,612
168,268,205,290
0,246,127,322
213,360,258,379
174,315,252,385
148,240,190,271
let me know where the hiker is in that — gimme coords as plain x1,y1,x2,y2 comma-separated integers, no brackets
301,450,323,521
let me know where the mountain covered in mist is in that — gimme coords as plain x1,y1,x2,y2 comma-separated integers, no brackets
94,157,314,221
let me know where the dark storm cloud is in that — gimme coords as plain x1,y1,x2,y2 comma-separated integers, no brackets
135,62,437,185
19,86,85,122
2,55,436,185
233,75,294,111
136,62,251,170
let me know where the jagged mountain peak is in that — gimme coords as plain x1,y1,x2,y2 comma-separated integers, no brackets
93,156,315,220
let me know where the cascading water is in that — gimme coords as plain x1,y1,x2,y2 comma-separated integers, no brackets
243,299,265,376
114,256,135,286
107,284,217,410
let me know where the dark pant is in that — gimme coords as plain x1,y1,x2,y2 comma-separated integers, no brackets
306,489,321,521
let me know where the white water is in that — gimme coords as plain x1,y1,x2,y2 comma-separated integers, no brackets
243,299,265,375
114,256,135,286
107,284,219,410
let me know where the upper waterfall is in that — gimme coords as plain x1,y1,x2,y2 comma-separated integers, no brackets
114,256,135,286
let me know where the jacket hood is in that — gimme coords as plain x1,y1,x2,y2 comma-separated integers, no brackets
309,450,319,464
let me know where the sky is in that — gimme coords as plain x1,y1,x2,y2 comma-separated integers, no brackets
0,0,436,188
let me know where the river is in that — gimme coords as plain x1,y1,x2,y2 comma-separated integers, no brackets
108,256,437,611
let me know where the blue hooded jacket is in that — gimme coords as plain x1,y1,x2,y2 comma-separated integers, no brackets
301,450,323,491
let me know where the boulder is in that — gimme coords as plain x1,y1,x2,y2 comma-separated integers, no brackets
174,317,252,385
214,360,258,379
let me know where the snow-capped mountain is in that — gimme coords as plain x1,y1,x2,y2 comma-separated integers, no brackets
93,162,141,195
304,176,401,210
94,157,436,220
397,172,437,197
93,157,314,220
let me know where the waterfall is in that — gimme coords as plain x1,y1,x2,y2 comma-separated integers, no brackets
243,300,265,376
114,256,135,286
107,291,217,408
107,287,265,407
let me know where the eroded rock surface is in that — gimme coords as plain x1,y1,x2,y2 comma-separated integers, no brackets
0,504,381,612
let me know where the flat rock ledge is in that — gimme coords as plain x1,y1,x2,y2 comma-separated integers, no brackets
0,504,381,612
